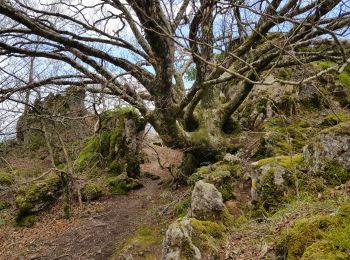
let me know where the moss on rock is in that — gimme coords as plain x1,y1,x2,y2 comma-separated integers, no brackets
190,218,227,255
76,107,145,178
251,155,302,210
81,181,104,202
188,161,240,201
15,173,63,216
256,154,303,169
260,117,314,156
107,173,143,195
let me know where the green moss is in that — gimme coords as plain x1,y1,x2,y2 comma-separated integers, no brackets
15,173,63,215
301,240,349,260
81,182,104,202
312,60,337,70
0,170,14,185
249,205,269,220
320,113,350,127
261,117,315,156
174,197,191,218
321,121,350,135
257,154,302,170
114,225,162,259
321,161,350,186
190,218,227,254
189,161,238,203
339,71,350,89
190,127,209,145
16,215,36,227
254,157,300,210
76,107,144,177
0,201,10,211
189,161,238,185
259,168,287,209
107,174,143,195
180,238,197,259
219,183,235,201
277,203,350,260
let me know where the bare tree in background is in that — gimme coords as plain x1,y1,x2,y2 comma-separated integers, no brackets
0,0,349,160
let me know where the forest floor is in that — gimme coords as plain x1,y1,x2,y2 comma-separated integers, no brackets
0,146,189,260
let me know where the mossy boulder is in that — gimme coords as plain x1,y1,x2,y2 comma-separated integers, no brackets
190,218,227,257
15,173,63,216
304,120,350,185
162,217,202,260
163,180,234,259
107,173,143,195
190,181,225,221
189,161,240,201
0,170,14,186
76,107,145,178
251,155,301,210
81,182,104,202
162,212,233,259
277,203,350,260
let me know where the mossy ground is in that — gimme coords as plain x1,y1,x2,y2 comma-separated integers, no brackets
16,215,36,228
113,225,163,259
0,170,15,185
258,117,316,157
277,203,350,259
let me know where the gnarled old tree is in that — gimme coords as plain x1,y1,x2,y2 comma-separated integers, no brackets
0,0,349,159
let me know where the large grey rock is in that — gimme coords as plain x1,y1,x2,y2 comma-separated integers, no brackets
162,218,201,260
190,180,225,220
304,123,350,171
319,133,350,169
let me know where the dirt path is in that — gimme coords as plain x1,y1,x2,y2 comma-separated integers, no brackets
0,146,185,260
1,176,186,260
44,178,161,260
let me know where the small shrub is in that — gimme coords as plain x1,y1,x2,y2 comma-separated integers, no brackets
174,197,191,218
0,170,14,185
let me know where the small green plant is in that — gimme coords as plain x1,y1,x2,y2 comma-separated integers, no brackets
16,215,36,227
174,197,191,218
0,170,14,185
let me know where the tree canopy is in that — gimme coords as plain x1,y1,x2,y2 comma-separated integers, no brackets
0,0,349,151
